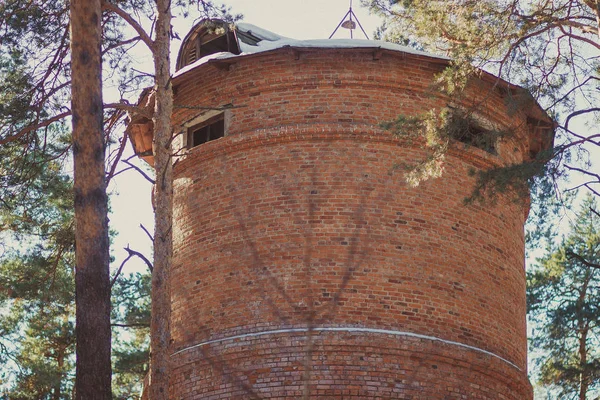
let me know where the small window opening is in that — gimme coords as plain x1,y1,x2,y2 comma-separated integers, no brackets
448,111,501,155
189,114,225,148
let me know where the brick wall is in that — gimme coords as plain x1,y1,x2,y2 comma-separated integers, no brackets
168,48,534,399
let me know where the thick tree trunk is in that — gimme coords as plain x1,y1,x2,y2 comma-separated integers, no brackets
149,0,173,398
70,0,112,398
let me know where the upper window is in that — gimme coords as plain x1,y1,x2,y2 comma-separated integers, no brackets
188,114,225,148
448,110,501,155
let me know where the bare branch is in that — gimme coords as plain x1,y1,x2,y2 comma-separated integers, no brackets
102,36,141,54
124,245,154,273
123,157,156,184
101,1,154,50
564,108,600,132
111,252,133,288
558,24,600,50
140,224,154,242
106,132,129,185
105,102,153,119
0,111,71,145
111,323,150,328
566,250,600,270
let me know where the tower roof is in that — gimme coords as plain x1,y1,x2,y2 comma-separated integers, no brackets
128,20,553,166
175,20,450,76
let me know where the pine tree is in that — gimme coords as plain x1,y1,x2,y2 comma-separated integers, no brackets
2,1,240,397
364,0,599,200
528,196,600,399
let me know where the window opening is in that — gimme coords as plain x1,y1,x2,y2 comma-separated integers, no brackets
188,114,225,148
448,111,501,155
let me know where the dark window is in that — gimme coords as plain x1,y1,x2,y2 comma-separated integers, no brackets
448,111,500,155
189,114,225,148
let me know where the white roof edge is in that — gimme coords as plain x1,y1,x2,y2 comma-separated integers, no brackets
173,22,450,79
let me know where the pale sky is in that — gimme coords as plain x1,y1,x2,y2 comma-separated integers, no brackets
108,0,384,274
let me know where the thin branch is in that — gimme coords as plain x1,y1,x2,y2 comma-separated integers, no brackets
101,1,154,50
564,107,600,133
111,252,133,288
566,250,600,270
123,157,156,184
110,166,135,180
564,164,600,183
106,131,129,184
124,245,154,273
111,323,150,328
140,224,154,242
102,36,141,54
105,102,153,119
558,24,600,50
0,111,71,145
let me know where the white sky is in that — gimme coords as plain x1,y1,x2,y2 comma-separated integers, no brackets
108,0,383,275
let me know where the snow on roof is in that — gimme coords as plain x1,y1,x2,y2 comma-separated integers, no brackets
236,22,286,42
173,22,449,79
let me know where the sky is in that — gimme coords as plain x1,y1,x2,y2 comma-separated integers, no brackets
107,0,385,275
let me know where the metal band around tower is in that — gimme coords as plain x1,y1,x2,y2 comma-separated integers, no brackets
170,326,521,372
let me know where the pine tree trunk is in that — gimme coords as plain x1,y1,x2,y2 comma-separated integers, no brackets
70,0,112,398
149,0,173,398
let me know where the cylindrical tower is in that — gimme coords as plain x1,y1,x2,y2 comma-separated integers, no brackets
130,21,553,399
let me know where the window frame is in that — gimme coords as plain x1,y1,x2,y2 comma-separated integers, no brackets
183,110,230,150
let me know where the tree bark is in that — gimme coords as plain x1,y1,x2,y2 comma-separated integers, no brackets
150,0,173,398
70,0,112,398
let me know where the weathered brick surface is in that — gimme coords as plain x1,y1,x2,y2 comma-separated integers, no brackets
169,48,534,398
170,331,531,399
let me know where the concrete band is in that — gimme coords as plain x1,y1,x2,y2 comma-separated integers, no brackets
170,326,521,371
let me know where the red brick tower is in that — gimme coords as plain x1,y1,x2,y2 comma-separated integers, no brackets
130,20,553,399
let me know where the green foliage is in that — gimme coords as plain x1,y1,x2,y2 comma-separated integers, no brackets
364,0,600,203
0,164,151,397
528,196,600,398
0,154,76,398
384,107,509,187
111,273,151,399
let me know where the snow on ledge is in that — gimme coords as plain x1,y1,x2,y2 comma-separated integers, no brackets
173,22,449,79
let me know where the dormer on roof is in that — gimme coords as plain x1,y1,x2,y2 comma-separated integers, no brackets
176,19,273,72
176,20,239,71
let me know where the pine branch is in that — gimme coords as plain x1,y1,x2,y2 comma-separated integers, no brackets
566,250,600,270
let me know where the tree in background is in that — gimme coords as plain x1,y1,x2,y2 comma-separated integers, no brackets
0,156,75,399
1,0,239,397
0,132,151,398
528,196,600,399
363,0,599,205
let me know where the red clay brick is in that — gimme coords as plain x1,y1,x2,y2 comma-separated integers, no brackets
167,47,541,399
